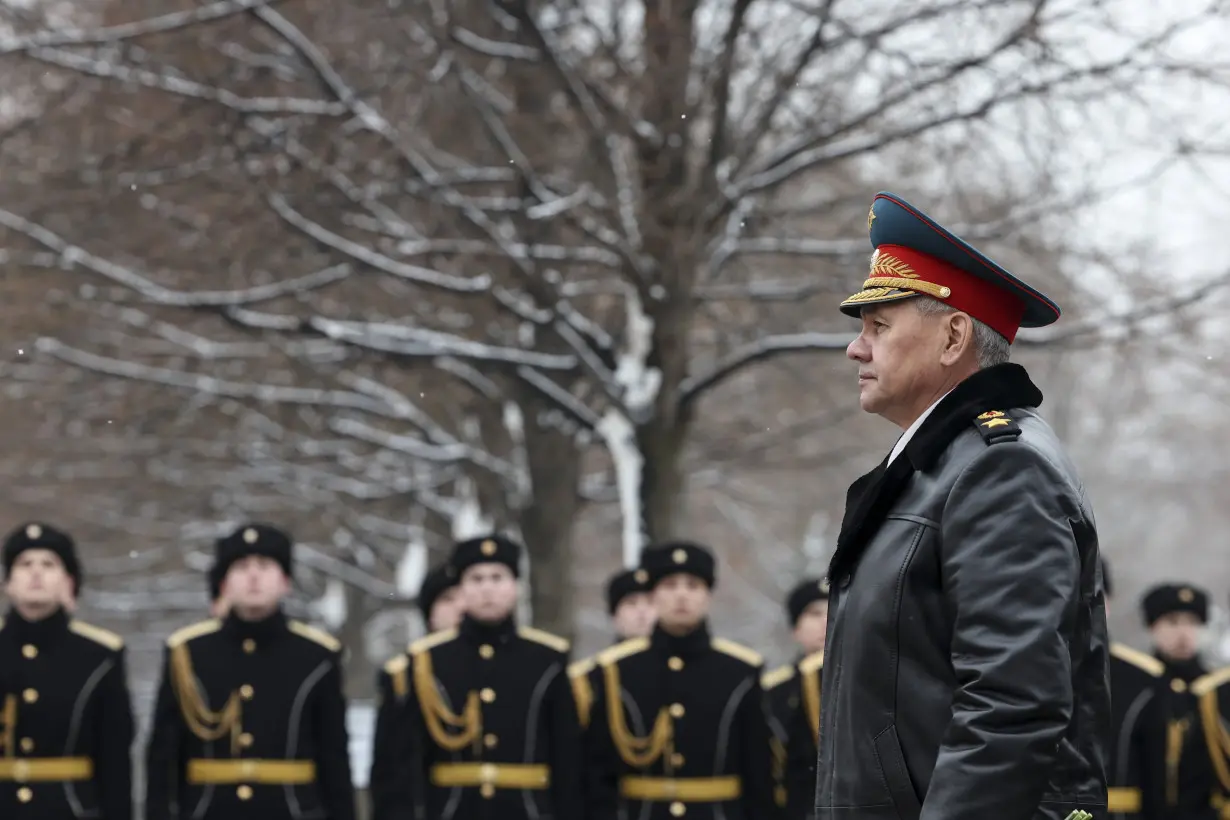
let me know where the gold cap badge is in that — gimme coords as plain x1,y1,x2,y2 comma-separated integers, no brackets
480,539,497,556
243,527,258,544
634,569,648,584
672,548,687,565
25,524,41,540
1179,587,1195,603
819,579,830,594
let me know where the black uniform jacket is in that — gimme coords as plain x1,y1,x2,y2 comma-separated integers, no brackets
1106,643,1163,820
144,610,355,820
815,364,1110,820
1193,667,1230,820
765,651,823,820
584,622,777,820
369,644,413,820
0,608,134,820
1142,655,1218,820
379,615,583,820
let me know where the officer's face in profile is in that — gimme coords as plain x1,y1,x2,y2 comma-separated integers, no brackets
460,563,518,623
4,549,71,616
224,555,290,617
612,592,657,639
652,573,711,633
793,599,829,655
847,300,974,428
428,586,465,632
1149,611,1205,662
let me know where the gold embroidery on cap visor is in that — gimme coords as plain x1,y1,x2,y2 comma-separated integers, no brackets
840,250,953,312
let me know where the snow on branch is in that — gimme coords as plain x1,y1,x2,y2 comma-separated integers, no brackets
513,366,601,430
597,408,647,568
679,332,857,408
610,286,661,421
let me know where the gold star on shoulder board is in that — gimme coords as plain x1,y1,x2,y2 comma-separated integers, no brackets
981,418,1011,428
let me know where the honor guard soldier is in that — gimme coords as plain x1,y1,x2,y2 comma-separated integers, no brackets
1102,558,1164,820
1192,648,1230,820
764,577,828,820
144,523,355,820
584,542,776,820
0,522,134,820
369,562,461,819
1137,583,1219,820
384,535,583,819
569,567,657,732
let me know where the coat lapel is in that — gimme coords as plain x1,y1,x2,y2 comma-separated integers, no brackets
827,364,1044,583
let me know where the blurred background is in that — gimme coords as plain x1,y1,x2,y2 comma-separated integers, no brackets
2,0,1230,797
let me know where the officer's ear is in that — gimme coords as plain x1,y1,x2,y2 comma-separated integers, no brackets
938,310,975,367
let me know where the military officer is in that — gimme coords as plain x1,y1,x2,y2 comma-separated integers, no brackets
1192,653,1230,820
144,523,355,820
1137,583,1219,820
568,567,657,731
0,522,134,820
382,534,583,819
764,577,828,820
369,562,461,819
1102,558,1164,820
584,541,776,820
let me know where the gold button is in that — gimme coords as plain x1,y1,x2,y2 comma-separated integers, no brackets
484,733,498,749
21,644,37,659
237,784,253,800
479,644,494,659
20,737,34,753
17,787,32,803
480,687,496,703
22,688,38,704
672,549,687,564
671,752,685,767
239,733,254,748
242,639,257,654
480,782,496,798
669,702,685,718
670,801,686,816
240,684,254,700
668,657,684,671
1171,678,1187,693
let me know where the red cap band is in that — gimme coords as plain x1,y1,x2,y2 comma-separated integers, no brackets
873,244,1026,342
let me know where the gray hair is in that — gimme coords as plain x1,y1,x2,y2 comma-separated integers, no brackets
912,296,1010,369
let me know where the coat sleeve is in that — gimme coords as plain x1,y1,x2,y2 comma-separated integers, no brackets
738,669,781,820
582,663,621,820
95,647,135,820
546,657,586,819
144,648,184,820
921,443,1084,820
369,667,416,820
313,652,357,820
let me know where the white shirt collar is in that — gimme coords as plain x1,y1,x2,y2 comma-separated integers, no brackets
888,390,952,465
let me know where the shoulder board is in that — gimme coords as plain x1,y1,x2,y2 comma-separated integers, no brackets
973,410,1021,445
1110,642,1164,677
383,653,410,676
712,637,764,667
518,626,570,653
69,620,124,651
408,627,458,656
167,618,222,648
568,657,596,679
288,620,342,652
1192,666,1230,697
799,650,825,674
761,664,795,690
595,637,650,666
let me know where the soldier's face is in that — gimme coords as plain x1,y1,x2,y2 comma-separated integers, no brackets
652,574,711,631
1149,611,1204,662
4,549,71,613
460,563,518,623
793,599,829,655
223,555,290,613
612,592,657,639
428,586,465,631
847,301,965,428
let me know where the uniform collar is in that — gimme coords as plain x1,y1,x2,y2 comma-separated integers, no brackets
223,607,287,647
1156,652,1207,683
459,613,517,645
4,605,70,645
651,620,711,657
